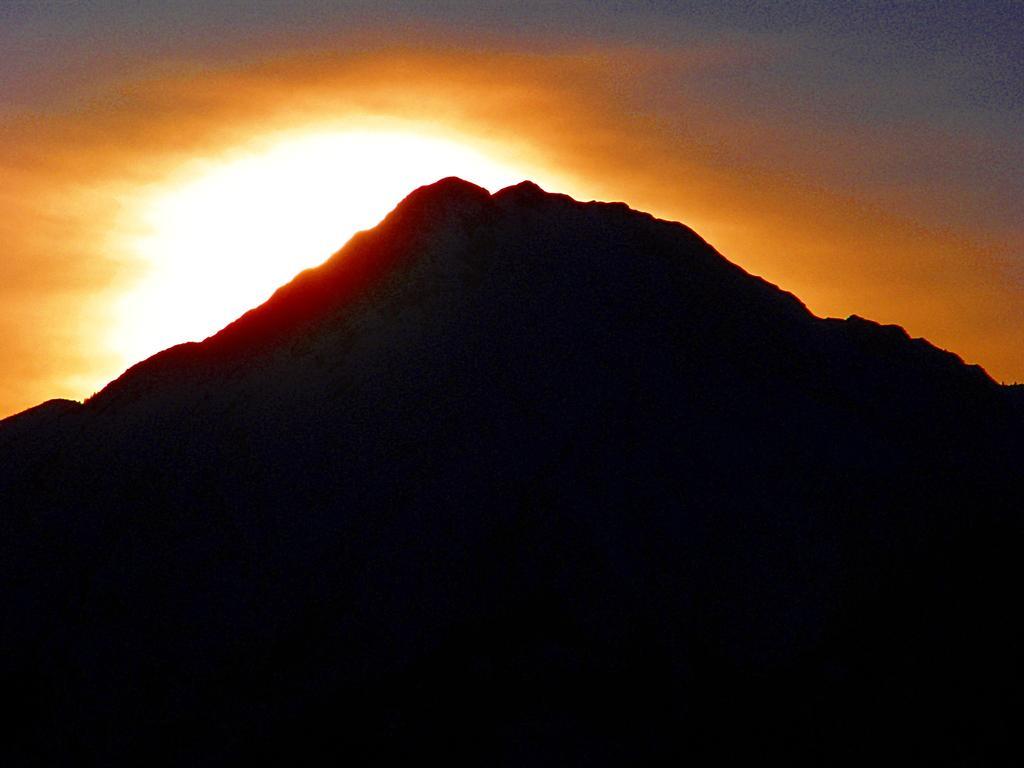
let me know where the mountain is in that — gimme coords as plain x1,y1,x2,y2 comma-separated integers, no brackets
1,178,1021,766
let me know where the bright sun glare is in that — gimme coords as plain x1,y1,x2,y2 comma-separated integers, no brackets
112,130,539,368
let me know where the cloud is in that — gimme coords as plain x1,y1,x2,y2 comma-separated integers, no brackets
1,40,1021,415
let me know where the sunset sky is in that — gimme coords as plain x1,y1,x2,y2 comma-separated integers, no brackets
2,2,1022,417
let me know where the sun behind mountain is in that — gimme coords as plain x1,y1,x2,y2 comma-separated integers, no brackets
109,132,569,370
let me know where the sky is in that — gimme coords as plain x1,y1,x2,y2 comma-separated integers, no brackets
1,1,1022,416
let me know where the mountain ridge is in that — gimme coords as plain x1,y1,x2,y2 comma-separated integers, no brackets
4,177,1004,422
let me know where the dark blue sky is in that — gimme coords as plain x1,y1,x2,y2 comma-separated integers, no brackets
3,2,1021,112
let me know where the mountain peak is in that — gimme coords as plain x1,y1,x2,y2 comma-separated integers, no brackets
393,176,490,213
396,177,554,216
494,179,547,200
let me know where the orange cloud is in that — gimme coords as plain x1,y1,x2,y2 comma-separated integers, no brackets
1,44,1020,416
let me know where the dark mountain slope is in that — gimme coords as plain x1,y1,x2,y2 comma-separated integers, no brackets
1,178,1021,766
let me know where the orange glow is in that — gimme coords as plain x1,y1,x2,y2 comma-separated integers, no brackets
0,47,1021,417
106,128,576,366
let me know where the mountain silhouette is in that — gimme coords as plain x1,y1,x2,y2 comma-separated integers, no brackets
1,178,1021,766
